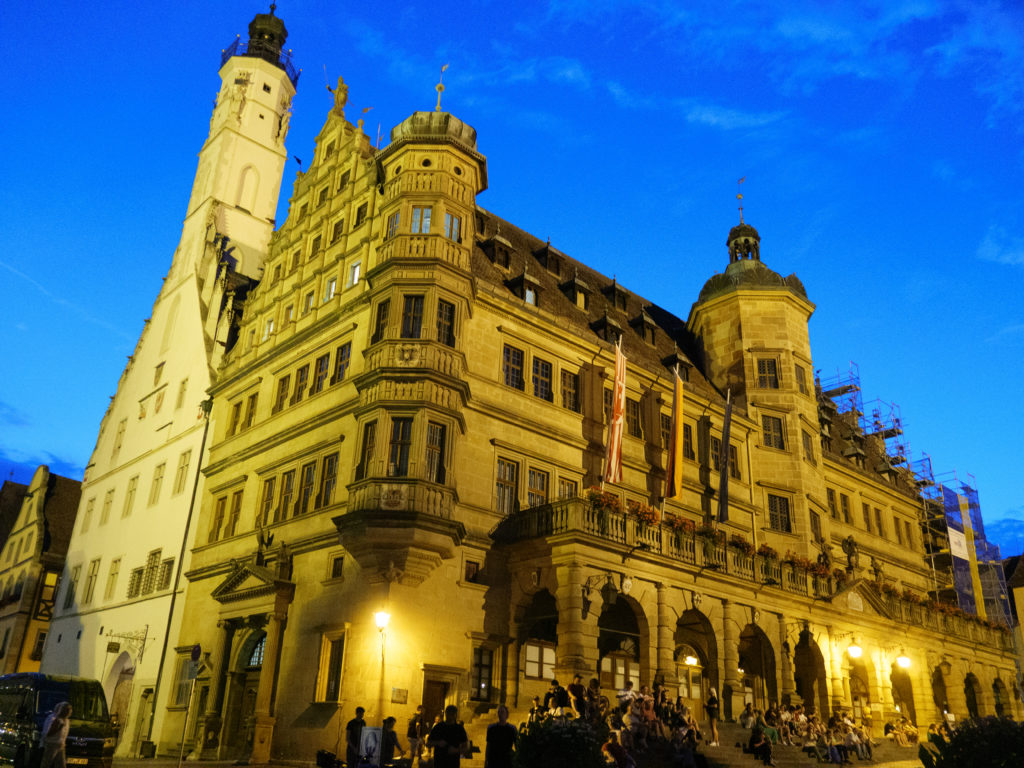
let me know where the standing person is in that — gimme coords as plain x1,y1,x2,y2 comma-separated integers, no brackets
380,717,405,766
345,706,366,767
40,702,72,768
567,674,587,718
428,705,469,768
484,705,517,768
407,705,428,764
705,688,720,747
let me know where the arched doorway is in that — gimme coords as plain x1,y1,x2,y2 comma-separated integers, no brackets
674,609,718,717
738,624,776,710
793,630,828,716
993,678,1008,717
598,595,645,693
224,631,264,758
890,664,916,724
519,589,558,687
103,652,135,751
964,673,982,719
931,666,949,716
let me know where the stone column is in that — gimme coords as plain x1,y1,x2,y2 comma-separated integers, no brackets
826,626,845,714
200,619,236,758
777,615,795,705
939,660,968,722
721,599,743,720
978,669,996,717
872,649,892,722
554,562,587,679
655,583,676,689
250,610,286,764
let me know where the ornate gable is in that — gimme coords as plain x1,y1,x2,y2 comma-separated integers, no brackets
211,560,292,604
831,578,892,619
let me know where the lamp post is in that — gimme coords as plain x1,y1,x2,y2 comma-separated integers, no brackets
375,611,390,725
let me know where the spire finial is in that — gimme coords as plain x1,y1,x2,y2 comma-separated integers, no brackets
269,2,277,15
435,63,450,112
737,176,746,224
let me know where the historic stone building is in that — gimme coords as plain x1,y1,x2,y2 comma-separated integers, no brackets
126,9,1024,764
41,6,297,758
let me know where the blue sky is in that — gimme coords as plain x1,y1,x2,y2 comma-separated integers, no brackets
2,1,1022,551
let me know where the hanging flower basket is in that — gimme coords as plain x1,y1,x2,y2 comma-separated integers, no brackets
627,499,659,526
696,523,725,544
586,486,621,515
664,515,695,534
756,543,778,559
728,534,754,557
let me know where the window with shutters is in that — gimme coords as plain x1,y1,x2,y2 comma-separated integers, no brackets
389,418,413,476
425,423,447,483
757,358,780,388
768,495,792,533
503,345,525,390
496,459,519,515
141,550,161,595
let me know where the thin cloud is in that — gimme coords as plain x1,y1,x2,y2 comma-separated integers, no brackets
985,324,1024,344
682,101,786,130
0,401,29,428
977,225,1024,266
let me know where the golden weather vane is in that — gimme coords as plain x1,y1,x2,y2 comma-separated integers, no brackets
435,64,450,112
737,176,746,223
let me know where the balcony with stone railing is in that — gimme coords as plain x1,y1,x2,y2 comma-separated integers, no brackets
376,234,469,272
383,172,473,204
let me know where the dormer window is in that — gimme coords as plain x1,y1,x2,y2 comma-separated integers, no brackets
482,234,514,269
507,273,541,307
603,281,628,311
533,243,564,277
591,313,622,344
561,272,591,310
630,310,657,345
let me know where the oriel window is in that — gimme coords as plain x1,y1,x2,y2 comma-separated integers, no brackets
401,295,424,339
411,206,432,233
425,422,447,483
389,418,413,476
436,299,456,347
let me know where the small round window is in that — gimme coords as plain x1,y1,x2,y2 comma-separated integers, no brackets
454,166,463,176
421,158,432,167
395,166,402,176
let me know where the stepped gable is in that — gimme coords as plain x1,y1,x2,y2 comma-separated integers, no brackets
40,472,82,558
0,481,28,549
471,208,721,402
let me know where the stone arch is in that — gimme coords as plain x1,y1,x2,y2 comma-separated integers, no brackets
597,594,650,691
964,672,983,719
738,623,776,710
104,651,136,741
992,677,1009,718
517,589,558,643
931,665,949,716
223,629,265,758
236,165,259,212
843,649,876,721
674,608,718,715
793,629,829,716
889,662,916,725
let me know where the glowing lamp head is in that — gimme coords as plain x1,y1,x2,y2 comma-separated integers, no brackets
374,611,391,630
684,656,699,667
848,644,863,659
897,654,911,669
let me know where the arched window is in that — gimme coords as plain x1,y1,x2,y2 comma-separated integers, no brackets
236,166,260,212
247,635,266,669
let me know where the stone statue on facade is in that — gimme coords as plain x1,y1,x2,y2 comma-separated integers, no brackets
841,535,860,571
332,76,348,114
870,556,883,582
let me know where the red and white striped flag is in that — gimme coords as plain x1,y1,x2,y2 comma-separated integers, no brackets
664,366,684,499
604,338,627,484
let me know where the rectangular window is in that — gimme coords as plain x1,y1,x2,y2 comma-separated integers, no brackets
371,299,390,344
273,374,290,413
324,277,337,302
660,413,671,449
158,558,174,590
503,345,525,390
290,249,301,272
768,494,792,532
356,421,377,481
126,568,143,599
470,646,492,700
175,379,188,410
63,565,80,610
209,496,226,543
894,516,903,544
355,202,368,227
558,478,578,499
444,212,461,242
874,508,884,538
561,370,580,413
386,211,399,239
802,430,815,463
862,503,873,533
710,436,722,472
683,424,695,460
173,655,198,708
243,393,258,429
401,295,424,339
388,418,413,477
318,185,329,206
104,558,120,602
317,633,346,703
436,299,456,347
411,206,432,233
533,358,553,402
173,450,192,495
330,555,345,579
728,444,741,480
903,520,914,549
297,462,316,515
464,560,481,582
761,415,785,450
795,364,808,394
338,169,351,189
285,307,293,326
259,477,276,528
524,642,555,680
626,398,642,438
827,488,838,519
141,549,161,595
100,489,114,526
311,234,322,256
148,463,165,506
348,260,361,287
304,290,315,314
122,476,138,518
318,453,339,508
332,342,351,384
809,511,822,542
603,388,613,423
112,419,126,461
757,358,780,388
311,353,331,394
277,470,295,523
224,490,243,538
262,317,275,341
527,468,549,508
292,364,309,404
840,493,851,523
425,422,447,483
82,559,101,606
228,401,243,435
332,218,345,243
495,458,519,515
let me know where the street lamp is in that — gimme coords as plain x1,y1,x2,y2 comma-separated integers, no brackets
848,643,863,659
375,611,391,631
896,651,911,669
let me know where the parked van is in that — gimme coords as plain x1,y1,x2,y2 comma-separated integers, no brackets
0,673,115,768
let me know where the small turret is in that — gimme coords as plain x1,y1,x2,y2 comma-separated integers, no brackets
247,4,288,64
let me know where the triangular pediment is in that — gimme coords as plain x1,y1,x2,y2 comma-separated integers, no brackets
831,578,892,619
211,560,284,604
